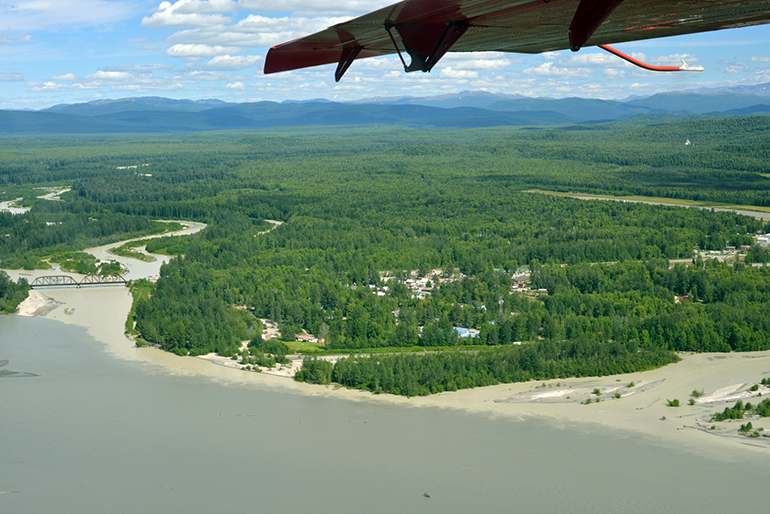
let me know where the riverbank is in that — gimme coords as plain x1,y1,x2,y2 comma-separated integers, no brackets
15,290,57,317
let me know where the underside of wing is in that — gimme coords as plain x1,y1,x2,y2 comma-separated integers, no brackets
264,0,770,79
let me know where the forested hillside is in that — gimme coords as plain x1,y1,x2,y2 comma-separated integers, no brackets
2,115,770,394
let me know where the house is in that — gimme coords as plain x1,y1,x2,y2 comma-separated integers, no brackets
295,334,318,343
511,273,529,285
453,327,479,339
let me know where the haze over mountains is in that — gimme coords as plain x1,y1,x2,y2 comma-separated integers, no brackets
2,82,769,134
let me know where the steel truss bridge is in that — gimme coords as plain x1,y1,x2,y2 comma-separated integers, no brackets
30,274,127,288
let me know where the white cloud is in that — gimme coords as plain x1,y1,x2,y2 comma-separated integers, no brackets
724,63,750,74
442,57,512,71
524,62,591,78
51,73,76,81
164,15,348,49
28,70,194,94
111,83,185,91
122,38,164,52
205,54,261,69
602,68,625,78
751,56,770,62
1,70,24,82
26,66,212,94
233,14,347,33
142,0,235,28
174,70,244,82
167,43,242,56
173,0,238,14
0,29,32,44
562,52,620,67
226,81,244,89
86,71,135,81
101,64,176,72
27,81,97,92
439,67,479,79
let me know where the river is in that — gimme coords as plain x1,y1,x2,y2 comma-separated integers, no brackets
3,314,770,514
3,220,770,513
0,198,31,215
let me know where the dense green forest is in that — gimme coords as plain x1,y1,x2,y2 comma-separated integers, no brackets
0,271,30,314
3,115,770,394
298,343,679,396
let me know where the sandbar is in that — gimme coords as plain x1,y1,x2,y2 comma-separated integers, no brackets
15,290,57,317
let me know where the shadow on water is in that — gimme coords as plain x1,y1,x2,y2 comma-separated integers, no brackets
0,358,37,378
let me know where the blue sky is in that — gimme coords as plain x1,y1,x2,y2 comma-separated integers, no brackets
2,0,770,109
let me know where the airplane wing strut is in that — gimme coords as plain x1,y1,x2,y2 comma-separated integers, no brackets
384,20,470,75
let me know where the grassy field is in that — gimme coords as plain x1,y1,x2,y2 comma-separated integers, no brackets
284,339,325,355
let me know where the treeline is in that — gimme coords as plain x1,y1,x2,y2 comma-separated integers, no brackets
0,271,29,314
296,340,679,396
133,258,251,356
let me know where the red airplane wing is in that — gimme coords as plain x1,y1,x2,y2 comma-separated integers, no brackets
264,0,770,80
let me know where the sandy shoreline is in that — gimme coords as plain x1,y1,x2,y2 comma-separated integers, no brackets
15,290,58,316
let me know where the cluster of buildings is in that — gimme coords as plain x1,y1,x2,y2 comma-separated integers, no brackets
374,266,545,300
267,235,770,347
510,267,547,295
376,268,465,300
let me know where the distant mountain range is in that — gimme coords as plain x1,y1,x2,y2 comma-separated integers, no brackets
2,83,769,135
680,81,770,97
354,83,770,115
